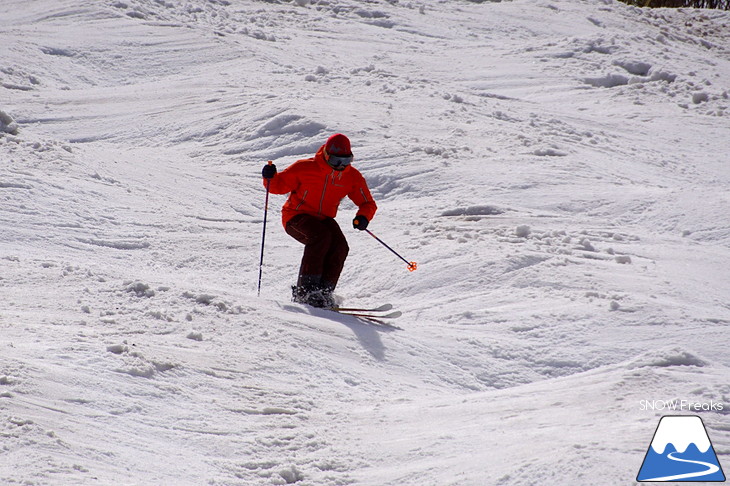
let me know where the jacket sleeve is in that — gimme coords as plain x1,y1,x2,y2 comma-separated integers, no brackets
348,171,377,221
263,161,300,195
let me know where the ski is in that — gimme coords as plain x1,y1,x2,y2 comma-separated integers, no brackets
311,306,403,329
330,303,393,313
348,314,403,329
335,310,402,320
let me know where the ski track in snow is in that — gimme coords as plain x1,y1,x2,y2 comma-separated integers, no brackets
1,0,729,484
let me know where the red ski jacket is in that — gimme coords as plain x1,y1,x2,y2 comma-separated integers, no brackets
264,145,377,227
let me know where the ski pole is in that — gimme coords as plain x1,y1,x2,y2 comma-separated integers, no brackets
257,161,273,296
360,226,417,272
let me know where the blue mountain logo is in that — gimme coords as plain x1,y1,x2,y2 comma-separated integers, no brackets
638,415,726,482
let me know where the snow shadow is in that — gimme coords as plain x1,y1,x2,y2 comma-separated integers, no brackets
284,305,392,361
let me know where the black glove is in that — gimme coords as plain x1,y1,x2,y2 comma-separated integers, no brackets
262,163,277,180
353,215,369,230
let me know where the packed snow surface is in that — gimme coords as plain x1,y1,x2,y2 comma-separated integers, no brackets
1,0,729,484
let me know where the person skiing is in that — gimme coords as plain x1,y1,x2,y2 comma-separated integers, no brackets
261,133,377,308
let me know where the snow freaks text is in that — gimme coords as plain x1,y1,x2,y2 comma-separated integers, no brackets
639,400,725,412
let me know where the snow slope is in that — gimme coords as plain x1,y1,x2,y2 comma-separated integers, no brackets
1,0,729,484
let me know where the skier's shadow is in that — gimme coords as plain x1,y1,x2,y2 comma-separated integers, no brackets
283,305,396,361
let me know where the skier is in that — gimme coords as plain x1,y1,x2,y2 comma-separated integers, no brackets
261,133,377,308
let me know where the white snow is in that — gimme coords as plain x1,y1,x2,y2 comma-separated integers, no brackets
1,0,730,485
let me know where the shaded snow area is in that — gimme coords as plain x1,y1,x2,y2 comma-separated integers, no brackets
2,0,730,484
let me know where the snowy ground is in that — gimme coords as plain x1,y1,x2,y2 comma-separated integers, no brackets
1,0,729,484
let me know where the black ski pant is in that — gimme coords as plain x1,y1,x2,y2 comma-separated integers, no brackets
285,214,349,290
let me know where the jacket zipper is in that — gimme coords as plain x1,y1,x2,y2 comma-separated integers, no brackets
295,190,308,211
318,171,333,215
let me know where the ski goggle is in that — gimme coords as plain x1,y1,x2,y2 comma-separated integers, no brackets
327,153,353,169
